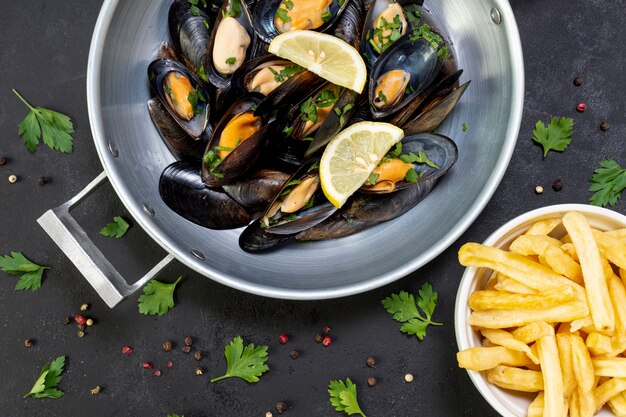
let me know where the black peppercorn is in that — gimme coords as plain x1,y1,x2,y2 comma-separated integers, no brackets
0,155,6,166
367,377,377,387
366,356,376,368
600,121,610,131
290,350,300,359
37,176,49,186
184,336,193,346
194,351,203,361
314,332,323,343
163,341,172,352
552,179,564,192
276,401,288,414
182,345,191,353
573,76,583,86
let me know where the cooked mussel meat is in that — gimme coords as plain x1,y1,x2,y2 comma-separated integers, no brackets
230,55,304,99
373,69,410,108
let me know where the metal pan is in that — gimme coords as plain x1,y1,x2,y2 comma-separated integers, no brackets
39,0,524,307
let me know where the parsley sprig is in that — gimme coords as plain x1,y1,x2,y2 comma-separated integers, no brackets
410,24,448,60
268,65,303,83
300,90,338,123
211,336,269,383
138,277,182,316
328,378,367,417
589,159,626,207
382,283,442,341
0,252,50,292
532,116,573,157
100,216,130,238
13,89,75,153
24,356,66,399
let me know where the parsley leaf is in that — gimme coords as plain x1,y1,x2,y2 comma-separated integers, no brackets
0,252,50,292
198,65,209,82
100,216,130,238
187,89,206,116
210,336,269,383
532,116,573,157
300,98,318,123
225,57,237,65
589,159,626,207
13,89,75,153
275,7,291,23
462,123,468,132
399,150,439,169
328,378,367,417
138,276,182,316
24,356,66,399
381,283,442,341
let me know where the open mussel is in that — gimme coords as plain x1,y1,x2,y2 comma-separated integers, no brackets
168,0,212,76
252,70,326,118
360,132,457,193
201,93,270,186
160,161,251,229
223,169,290,214
229,54,305,100
148,59,210,138
253,0,352,43
205,0,256,89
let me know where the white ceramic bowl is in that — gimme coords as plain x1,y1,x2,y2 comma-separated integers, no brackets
454,204,626,417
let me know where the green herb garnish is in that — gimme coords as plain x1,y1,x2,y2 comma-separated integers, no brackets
100,216,130,238
532,116,573,157
275,7,291,23
224,0,241,17
367,173,379,185
0,251,50,292
377,91,388,104
322,11,332,23
225,57,237,65
203,150,222,172
328,378,366,417
410,24,448,60
333,103,355,127
282,125,294,137
210,336,269,383
269,65,303,83
589,159,626,207
198,65,209,82
283,0,293,10
382,283,442,341
404,4,422,27
462,123,468,132
399,150,439,169
300,98,318,122
138,276,182,316
187,89,205,115
24,356,66,399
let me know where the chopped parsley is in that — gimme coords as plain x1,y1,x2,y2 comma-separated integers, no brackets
370,14,405,54
377,91,388,104
300,89,340,124
198,65,209,82
403,4,422,27
321,11,332,23
399,150,439,169
333,103,355,127
187,89,205,115
225,57,237,65
410,24,449,60
462,123,468,132
282,0,293,10
367,173,380,186
224,0,241,18
282,125,294,137
268,65,303,83
203,150,222,172
275,7,291,23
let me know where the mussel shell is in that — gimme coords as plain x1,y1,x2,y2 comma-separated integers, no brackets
228,54,302,100
253,0,353,44
332,0,365,48
155,42,179,61
368,34,443,119
201,93,269,186
253,70,325,118
239,222,295,252
222,169,290,213
148,98,210,160
360,132,457,194
168,0,212,74
263,159,337,235
159,161,251,229
148,59,210,138
205,0,256,89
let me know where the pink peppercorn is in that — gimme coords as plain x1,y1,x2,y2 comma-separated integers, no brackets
322,336,332,347
323,325,332,333
154,370,161,377
167,360,173,369
74,314,87,325
142,362,154,370
121,346,133,356
576,102,587,112
278,333,289,344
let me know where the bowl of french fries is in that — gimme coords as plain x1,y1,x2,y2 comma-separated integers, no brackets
455,204,626,417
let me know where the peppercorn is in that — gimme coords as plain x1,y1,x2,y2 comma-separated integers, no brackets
74,314,87,325
404,373,414,383
290,350,300,360
600,121,610,131
366,356,376,368
0,155,6,166
276,401,288,414
576,102,587,112
194,351,203,361
163,341,173,352
63,317,71,325
184,336,193,346
86,318,94,327
37,176,50,186
573,76,583,86
323,325,332,333
8,175,17,184
77,330,85,338
552,179,563,192
24,339,33,348
90,386,102,395
278,333,289,344
322,336,332,347
154,370,162,377
367,377,377,387
195,367,204,376
167,360,173,368
142,362,154,370
80,303,89,311
182,345,191,353
535,185,544,195
121,346,133,356
314,332,323,343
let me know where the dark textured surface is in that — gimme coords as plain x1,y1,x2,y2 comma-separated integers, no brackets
0,0,625,416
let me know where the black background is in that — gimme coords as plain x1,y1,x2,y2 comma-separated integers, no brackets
1,0,625,416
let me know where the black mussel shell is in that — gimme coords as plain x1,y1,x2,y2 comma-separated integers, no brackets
253,0,353,44
168,0,212,75
205,0,256,89
360,132,457,194
201,93,270,186
262,158,337,235
148,59,210,139
159,161,251,229
148,98,210,160
223,169,290,213
368,34,443,119
229,54,305,100
253,70,325,118
239,222,295,252
332,0,365,48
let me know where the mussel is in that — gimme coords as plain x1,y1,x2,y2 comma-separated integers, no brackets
148,59,210,138
159,161,252,229
253,0,352,43
223,169,290,213
201,93,271,186
205,0,256,88
168,0,212,75
332,0,365,48
229,54,306,99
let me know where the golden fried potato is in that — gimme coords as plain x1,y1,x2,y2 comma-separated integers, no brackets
525,218,562,236
594,378,626,412
512,322,555,344
486,365,544,392
481,329,539,364
537,334,565,417
510,235,583,284
469,302,589,329
456,346,534,371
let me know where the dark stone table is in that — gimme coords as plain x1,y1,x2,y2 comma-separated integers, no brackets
0,0,624,416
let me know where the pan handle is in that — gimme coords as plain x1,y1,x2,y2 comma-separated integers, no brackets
37,172,174,308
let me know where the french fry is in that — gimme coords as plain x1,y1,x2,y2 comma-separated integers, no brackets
468,286,574,311
562,212,615,333
570,316,594,333
577,386,596,417
456,346,534,370
569,334,595,417
561,243,579,261
486,365,544,392
561,234,573,244
481,329,539,364
528,392,544,417
621,268,626,283
525,218,562,236
494,275,537,294
609,392,626,417
606,274,626,356
593,358,626,377
537,334,565,417
570,391,581,417
556,333,576,400
594,378,626,412
512,321,555,344
469,301,589,329
510,235,583,284
606,228,626,241
586,332,614,356
592,229,626,270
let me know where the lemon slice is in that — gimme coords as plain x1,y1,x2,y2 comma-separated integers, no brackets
320,122,405,208
268,30,367,93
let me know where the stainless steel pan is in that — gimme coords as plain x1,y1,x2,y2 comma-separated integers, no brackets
38,0,524,307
